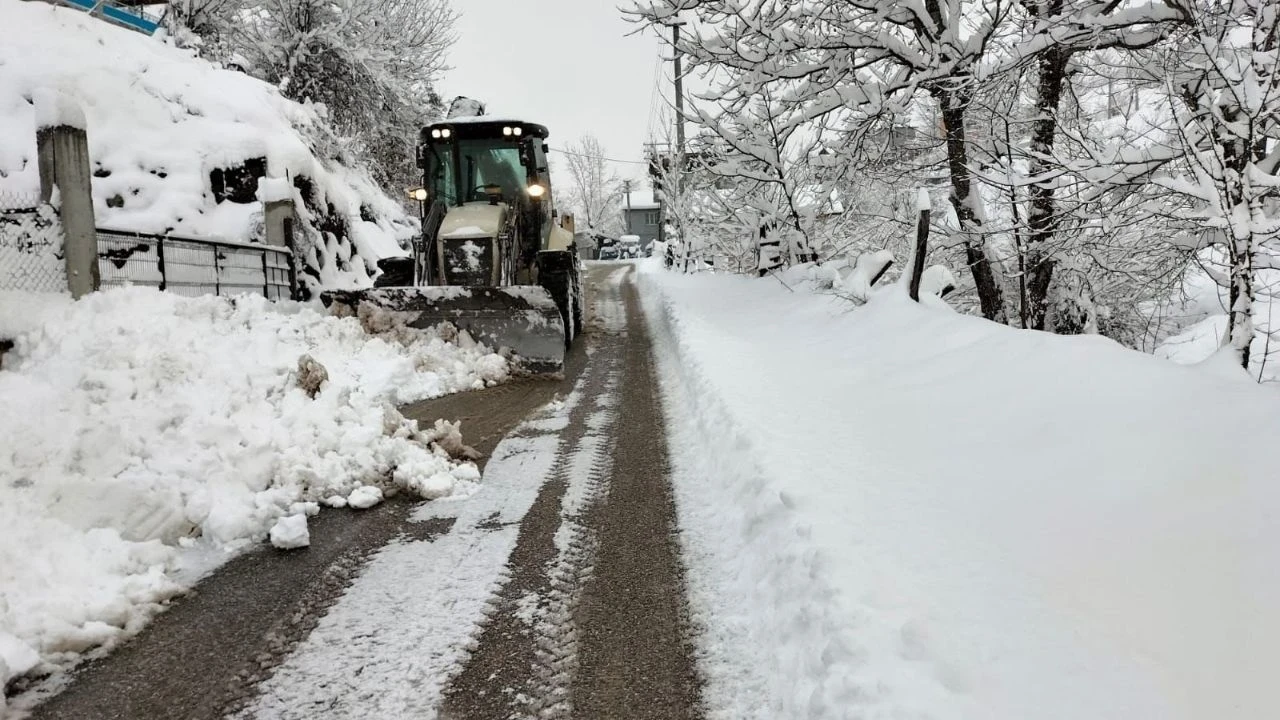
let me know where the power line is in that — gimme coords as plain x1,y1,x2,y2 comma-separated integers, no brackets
547,146,650,166
647,52,663,144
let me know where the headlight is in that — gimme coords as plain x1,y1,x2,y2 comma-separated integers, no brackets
440,128,452,138
526,184,546,198
503,126,513,136
513,126,523,136
430,129,441,139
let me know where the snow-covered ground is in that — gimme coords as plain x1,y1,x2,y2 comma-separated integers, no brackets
236,385,587,720
0,0,413,284
0,288,507,698
640,261,1280,720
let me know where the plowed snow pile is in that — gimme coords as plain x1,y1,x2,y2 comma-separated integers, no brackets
0,288,507,693
641,262,1280,720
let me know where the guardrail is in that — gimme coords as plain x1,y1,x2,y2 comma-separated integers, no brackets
96,228,296,300
56,0,161,35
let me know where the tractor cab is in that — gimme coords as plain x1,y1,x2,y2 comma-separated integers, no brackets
417,119,554,250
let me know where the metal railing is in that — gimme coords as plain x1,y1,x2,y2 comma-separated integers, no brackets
97,228,296,300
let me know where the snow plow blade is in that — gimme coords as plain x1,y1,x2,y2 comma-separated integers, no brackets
321,286,566,375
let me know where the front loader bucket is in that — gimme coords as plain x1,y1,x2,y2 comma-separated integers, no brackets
321,286,566,375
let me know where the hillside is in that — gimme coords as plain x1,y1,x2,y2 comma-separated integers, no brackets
0,0,414,289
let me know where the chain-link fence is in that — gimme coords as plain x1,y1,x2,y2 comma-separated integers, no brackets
0,192,69,294
97,228,296,300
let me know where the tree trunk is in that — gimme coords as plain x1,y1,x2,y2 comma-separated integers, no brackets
1025,40,1070,331
937,88,1007,322
1228,232,1255,369
1221,106,1255,369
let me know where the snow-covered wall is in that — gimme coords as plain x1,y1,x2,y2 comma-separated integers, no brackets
0,0,414,290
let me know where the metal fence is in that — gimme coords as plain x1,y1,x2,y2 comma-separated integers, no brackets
97,228,296,300
1,197,68,294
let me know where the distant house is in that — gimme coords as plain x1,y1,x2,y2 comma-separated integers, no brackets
622,190,663,248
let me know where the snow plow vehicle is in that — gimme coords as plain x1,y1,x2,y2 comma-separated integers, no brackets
322,111,582,374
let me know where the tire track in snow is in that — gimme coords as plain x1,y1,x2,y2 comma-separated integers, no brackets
229,387,587,720
19,500,446,720
438,304,624,720
523,378,620,719
568,271,703,719
442,264,704,720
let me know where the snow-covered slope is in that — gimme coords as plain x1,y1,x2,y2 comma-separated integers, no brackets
0,288,507,700
0,0,412,286
640,262,1280,720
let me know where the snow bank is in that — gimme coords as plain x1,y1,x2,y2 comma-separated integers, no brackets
640,262,1280,720
0,288,507,689
1156,311,1279,383
0,0,413,276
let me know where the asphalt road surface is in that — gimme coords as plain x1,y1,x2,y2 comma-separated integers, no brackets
19,262,703,720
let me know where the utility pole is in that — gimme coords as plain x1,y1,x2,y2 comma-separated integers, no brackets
670,19,688,271
623,179,633,235
672,21,687,153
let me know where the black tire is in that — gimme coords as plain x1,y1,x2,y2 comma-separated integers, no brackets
537,251,574,349
570,265,584,337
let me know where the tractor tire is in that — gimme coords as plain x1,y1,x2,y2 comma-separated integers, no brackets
537,251,575,349
570,264,584,337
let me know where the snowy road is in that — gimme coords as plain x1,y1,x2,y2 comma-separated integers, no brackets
18,263,703,720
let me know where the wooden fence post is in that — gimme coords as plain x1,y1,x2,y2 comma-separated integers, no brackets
908,189,931,302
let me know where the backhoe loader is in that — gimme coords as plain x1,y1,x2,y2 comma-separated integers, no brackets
323,109,582,374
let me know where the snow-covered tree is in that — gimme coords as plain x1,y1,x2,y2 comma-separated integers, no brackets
559,135,624,236
628,1,1022,318
1147,0,1280,368
691,83,823,273
630,1,1198,322
174,0,455,189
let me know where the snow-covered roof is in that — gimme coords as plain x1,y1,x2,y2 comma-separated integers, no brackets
442,116,543,126
625,190,661,210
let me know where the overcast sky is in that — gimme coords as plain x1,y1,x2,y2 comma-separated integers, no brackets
439,0,665,183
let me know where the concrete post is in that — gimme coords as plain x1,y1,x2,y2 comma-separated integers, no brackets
260,184,299,299
262,198,296,248
36,96,99,298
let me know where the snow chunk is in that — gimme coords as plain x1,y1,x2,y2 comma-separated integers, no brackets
919,265,957,297
269,514,310,550
295,354,328,398
347,486,384,509
1,631,40,682
32,87,85,130
441,226,489,238
915,187,932,212
842,250,895,301
256,177,294,204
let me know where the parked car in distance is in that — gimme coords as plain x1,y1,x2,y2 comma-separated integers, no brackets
618,235,641,259
598,246,620,260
